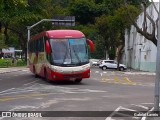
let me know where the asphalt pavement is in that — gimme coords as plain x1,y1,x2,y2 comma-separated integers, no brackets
0,66,159,120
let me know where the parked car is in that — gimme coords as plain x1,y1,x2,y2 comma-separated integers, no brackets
99,60,127,71
90,59,100,66
92,61,99,66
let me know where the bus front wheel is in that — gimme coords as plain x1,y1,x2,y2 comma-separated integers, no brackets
44,69,51,83
75,79,82,83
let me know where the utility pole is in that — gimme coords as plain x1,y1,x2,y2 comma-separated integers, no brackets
154,1,160,112
26,17,75,66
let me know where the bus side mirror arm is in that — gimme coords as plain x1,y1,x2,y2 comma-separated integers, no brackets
45,40,51,54
87,39,94,52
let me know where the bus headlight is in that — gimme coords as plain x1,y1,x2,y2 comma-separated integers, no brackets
82,64,90,71
51,66,63,72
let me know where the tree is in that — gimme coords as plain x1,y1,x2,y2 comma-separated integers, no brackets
69,0,97,24
95,4,140,68
112,5,140,68
124,0,157,46
0,0,27,45
0,32,7,49
0,0,61,61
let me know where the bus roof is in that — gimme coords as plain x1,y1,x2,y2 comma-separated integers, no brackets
31,30,85,40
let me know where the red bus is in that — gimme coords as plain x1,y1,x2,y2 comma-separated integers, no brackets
28,30,94,83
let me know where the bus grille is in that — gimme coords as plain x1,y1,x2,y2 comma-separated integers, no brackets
63,74,82,79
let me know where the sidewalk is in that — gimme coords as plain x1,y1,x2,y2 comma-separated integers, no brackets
0,67,29,74
124,71,156,75
92,66,156,75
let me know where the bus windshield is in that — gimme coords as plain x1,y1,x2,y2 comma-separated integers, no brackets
50,38,88,66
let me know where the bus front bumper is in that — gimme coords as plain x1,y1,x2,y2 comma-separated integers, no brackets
51,69,90,81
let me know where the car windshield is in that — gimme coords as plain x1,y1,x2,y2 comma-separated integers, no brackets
50,38,88,66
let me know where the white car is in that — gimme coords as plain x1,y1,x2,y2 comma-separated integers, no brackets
99,60,127,71
90,59,100,66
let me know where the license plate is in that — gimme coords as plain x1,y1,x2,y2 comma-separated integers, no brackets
70,78,76,81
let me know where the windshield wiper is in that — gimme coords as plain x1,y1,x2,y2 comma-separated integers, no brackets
72,47,81,65
61,42,70,64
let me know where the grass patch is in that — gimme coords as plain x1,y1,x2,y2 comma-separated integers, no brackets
0,59,26,68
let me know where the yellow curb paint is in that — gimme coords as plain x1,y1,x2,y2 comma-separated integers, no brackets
114,77,120,82
0,94,48,102
123,77,134,85
101,77,143,86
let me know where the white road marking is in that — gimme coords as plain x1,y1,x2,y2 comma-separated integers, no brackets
0,83,107,96
103,72,107,74
105,106,122,120
95,71,99,73
131,104,149,110
119,106,138,111
100,73,103,76
0,88,15,94
33,84,107,93
105,106,139,120
24,80,39,86
22,70,29,72
142,103,154,105
0,90,35,96
141,107,154,120
105,103,156,120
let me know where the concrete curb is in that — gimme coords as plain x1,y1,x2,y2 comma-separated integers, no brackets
0,70,24,74
0,67,29,74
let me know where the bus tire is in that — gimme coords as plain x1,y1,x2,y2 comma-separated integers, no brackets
75,79,82,83
44,69,51,83
33,66,38,78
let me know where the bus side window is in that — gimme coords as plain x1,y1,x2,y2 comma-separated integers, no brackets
33,41,36,52
35,40,39,53
31,41,34,52
41,38,44,52
40,38,44,52
38,39,41,52
30,41,33,52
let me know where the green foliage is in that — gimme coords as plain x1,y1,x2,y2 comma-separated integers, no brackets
91,35,106,59
114,5,140,29
69,0,96,24
69,0,110,25
0,33,7,49
0,58,26,68
0,59,11,68
0,0,28,22
16,59,27,66
0,0,143,60
108,47,116,60
94,3,140,59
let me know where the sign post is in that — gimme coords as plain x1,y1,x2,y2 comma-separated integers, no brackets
26,16,75,66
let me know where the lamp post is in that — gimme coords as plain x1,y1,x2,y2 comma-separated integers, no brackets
154,1,160,111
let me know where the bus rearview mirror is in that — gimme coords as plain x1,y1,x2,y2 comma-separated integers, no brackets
87,39,94,52
45,40,51,54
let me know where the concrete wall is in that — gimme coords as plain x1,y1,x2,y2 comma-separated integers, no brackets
122,2,159,72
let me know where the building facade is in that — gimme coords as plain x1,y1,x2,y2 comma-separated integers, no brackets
122,2,159,72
